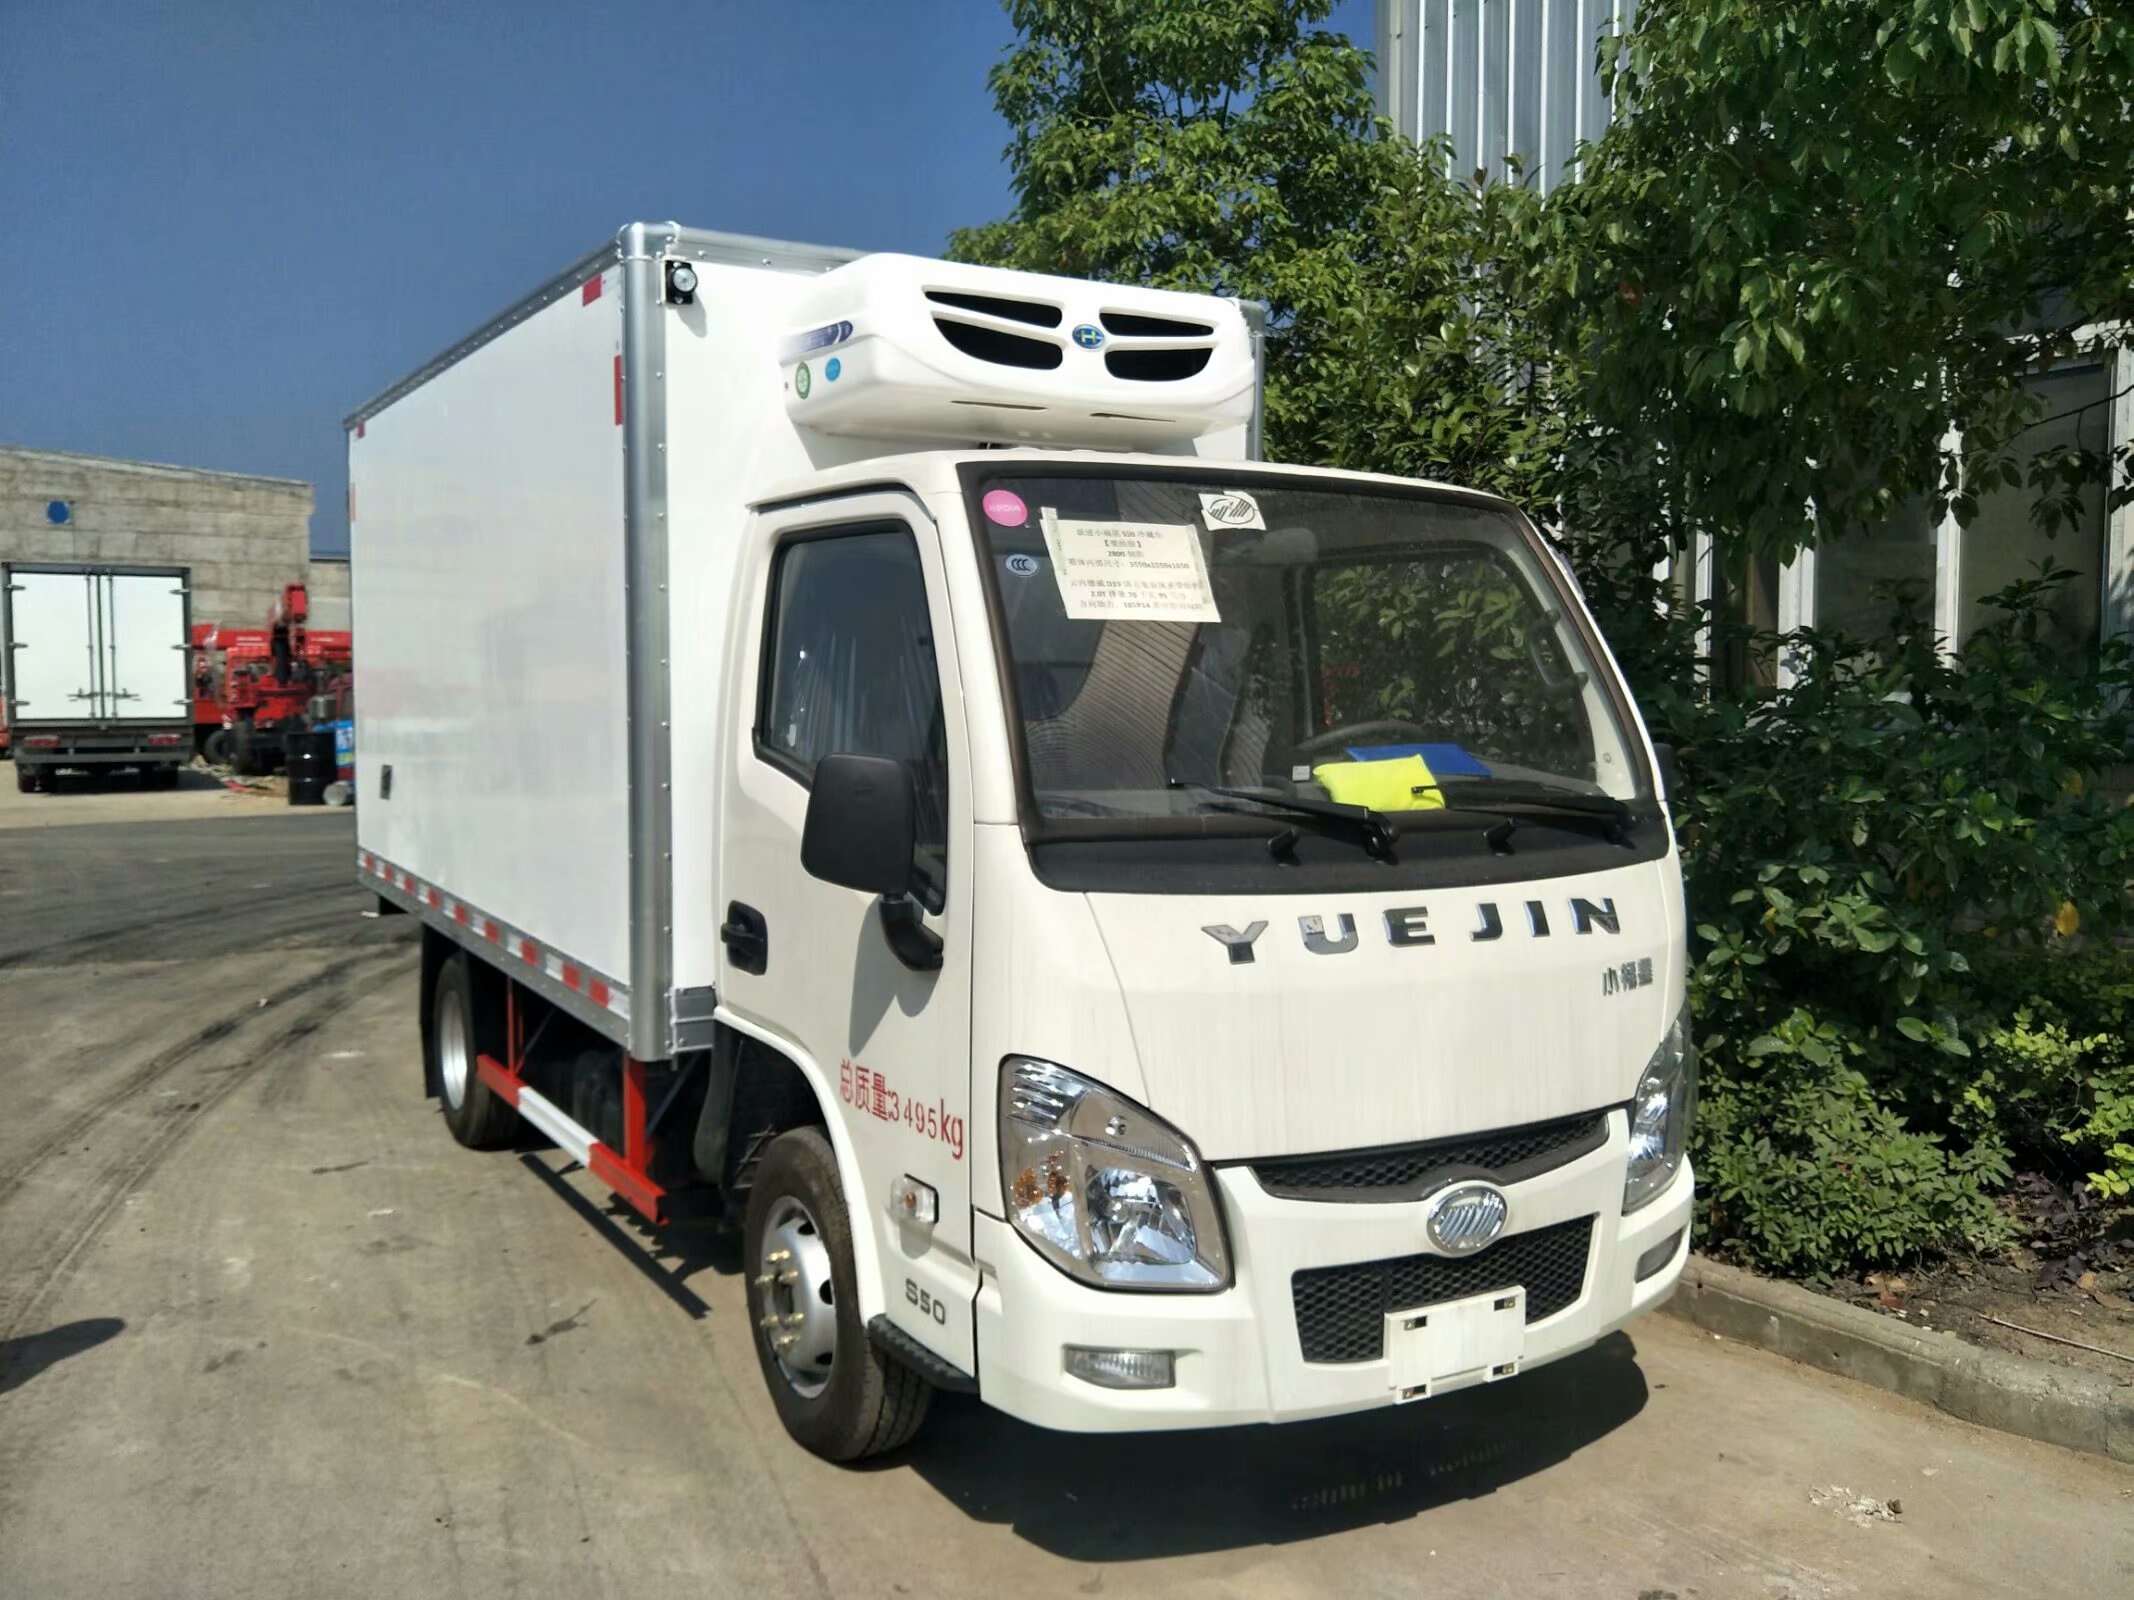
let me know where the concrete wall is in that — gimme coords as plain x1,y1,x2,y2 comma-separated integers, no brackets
0,445,315,633
307,556,351,631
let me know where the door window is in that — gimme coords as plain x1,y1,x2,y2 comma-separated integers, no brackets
758,525,949,909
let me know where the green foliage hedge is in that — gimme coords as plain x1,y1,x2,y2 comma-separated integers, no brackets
1627,566,2134,1273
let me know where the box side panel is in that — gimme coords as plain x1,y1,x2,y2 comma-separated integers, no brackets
351,265,630,980
662,259,889,990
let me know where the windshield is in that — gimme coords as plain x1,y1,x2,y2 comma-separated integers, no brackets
969,469,1650,831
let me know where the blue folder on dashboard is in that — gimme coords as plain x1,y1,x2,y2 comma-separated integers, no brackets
1344,743,1492,778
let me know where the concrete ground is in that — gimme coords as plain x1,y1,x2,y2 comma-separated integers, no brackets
1,795,2129,1599
0,760,309,830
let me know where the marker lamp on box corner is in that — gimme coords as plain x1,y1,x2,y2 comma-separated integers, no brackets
1623,1002,1697,1213
999,1057,1231,1292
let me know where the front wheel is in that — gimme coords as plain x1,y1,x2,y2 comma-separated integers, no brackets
743,1128,930,1460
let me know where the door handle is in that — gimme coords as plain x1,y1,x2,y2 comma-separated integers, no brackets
721,901,768,975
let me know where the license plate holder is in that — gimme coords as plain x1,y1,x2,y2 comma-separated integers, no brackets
1385,1285,1525,1401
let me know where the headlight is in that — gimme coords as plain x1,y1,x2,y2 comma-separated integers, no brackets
999,1058,1230,1291
1623,1003,1697,1212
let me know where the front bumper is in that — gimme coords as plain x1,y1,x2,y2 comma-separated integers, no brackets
972,1113,1692,1432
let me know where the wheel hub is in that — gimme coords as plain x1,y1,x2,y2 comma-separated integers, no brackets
756,1198,836,1396
436,986,469,1110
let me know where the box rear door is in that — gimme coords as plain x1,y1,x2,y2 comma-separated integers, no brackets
6,569,99,724
102,570,190,722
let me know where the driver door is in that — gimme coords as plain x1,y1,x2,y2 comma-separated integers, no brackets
715,490,978,1375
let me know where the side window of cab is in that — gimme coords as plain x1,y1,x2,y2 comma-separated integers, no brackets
756,524,949,911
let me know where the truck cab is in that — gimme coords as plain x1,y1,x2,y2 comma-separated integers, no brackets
348,224,1692,1462
716,451,1693,1439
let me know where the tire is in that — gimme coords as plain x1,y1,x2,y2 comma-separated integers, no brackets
203,729,230,767
430,954,521,1150
744,1127,931,1461
15,764,38,794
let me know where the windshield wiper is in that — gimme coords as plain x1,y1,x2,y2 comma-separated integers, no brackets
1427,779,1641,843
1165,779,1398,861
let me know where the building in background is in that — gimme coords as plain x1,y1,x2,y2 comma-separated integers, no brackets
1375,0,2132,679
1375,0,1636,196
0,445,334,631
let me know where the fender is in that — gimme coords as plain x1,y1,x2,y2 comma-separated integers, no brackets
712,1006,890,1326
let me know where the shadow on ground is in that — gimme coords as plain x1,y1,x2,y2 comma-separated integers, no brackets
12,764,226,795
526,1143,1651,1559
895,1330,1650,1560
0,1318,125,1396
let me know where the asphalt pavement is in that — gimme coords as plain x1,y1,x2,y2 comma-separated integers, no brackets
0,786,2129,1599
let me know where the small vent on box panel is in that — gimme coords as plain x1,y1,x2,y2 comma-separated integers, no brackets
953,400,1046,411
934,318,1064,370
925,290,1063,329
1105,346,1214,382
1101,310,1215,338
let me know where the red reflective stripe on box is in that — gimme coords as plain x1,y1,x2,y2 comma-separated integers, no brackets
363,854,626,1018
581,275,602,305
613,355,623,425
355,420,365,439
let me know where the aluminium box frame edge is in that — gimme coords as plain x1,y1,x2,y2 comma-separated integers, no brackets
343,224,861,1062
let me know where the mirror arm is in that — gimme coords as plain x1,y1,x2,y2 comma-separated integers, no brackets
878,895,944,973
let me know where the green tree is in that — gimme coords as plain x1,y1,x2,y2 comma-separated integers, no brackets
948,0,1397,464
1547,0,2134,556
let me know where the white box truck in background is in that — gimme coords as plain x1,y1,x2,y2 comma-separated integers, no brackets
347,222,1695,1460
3,562,193,792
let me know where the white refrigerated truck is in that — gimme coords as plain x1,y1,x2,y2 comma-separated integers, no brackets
347,222,1694,1460
3,561,193,792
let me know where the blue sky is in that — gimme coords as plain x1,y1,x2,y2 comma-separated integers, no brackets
0,0,1371,556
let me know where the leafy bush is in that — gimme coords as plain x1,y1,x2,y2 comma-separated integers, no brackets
1644,568,2134,1274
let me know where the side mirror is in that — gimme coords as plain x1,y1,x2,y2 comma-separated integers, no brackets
1651,742,1682,805
801,753,916,896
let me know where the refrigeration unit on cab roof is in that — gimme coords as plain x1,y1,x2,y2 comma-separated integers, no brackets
345,221,1695,1465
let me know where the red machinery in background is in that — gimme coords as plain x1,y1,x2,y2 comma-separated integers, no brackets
190,583,351,772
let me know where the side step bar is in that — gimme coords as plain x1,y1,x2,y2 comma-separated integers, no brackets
476,1052,667,1225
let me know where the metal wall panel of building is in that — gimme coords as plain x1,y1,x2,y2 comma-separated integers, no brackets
1378,0,1636,193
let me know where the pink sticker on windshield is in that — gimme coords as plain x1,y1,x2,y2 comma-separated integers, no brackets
982,488,1029,527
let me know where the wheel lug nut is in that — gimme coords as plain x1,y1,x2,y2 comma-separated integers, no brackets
777,1269,800,1287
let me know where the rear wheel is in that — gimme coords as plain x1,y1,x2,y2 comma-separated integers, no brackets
430,954,520,1150
203,729,230,767
15,764,39,794
744,1127,930,1461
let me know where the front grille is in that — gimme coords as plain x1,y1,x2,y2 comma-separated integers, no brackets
934,318,1063,369
926,289,1062,328
1101,309,1213,338
1105,346,1213,382
1249,1110,1610,1203
1292,1215,1596,1363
